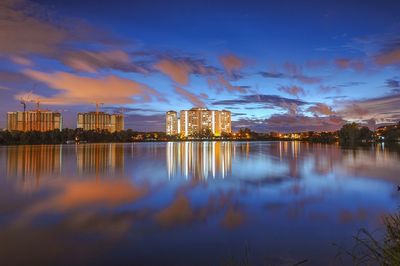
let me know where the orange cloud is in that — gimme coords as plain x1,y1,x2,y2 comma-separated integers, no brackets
20,179,149,221
219,54,245,75
174,86,206,107
18,70,164,105
334,58,365,71
278,85,306,97
154,59,192,85
375,48,400,65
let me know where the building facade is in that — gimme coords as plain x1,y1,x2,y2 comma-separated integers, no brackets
77,112,124,133
166,111,179,136
166,108,231,137
7,111,62,132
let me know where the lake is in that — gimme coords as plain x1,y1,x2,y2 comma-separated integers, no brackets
0,141,399,265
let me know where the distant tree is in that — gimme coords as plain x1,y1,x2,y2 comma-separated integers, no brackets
338,123,360,146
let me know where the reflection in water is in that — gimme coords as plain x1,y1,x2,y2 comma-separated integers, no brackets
76,144,124,177
167,141,232,180
6,145,62,189
1,142,400,265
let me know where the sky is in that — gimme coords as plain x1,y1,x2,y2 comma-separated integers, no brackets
1,0,400,132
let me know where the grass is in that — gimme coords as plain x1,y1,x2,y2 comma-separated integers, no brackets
336,212,400,265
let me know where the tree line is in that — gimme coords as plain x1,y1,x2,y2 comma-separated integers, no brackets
0,122,399,145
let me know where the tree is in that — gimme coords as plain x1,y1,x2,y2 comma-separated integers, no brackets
338,123,360,146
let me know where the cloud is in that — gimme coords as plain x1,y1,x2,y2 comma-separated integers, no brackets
318,85,340,94
154,59,192,85
339,94,400,123
62,50,150,74
212,94,306,115
9,55,33,66
154,56,247,93
154,57,217,85
18,70,164,105
282,62,321,84
385,77,400,92
307,103,336,116
334,58,365,71
232,114,344,132
264,114,345,132
0,0,69,56
260,63,321,84
219,54,245,78
278,85,306,97
174,87,207,107
375,48,400,65
207,74,247,93
259,71,285,78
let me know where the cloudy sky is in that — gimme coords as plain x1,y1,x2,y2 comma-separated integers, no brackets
1,0,400,131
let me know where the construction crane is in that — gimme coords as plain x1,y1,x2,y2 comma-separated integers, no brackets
19,99,27,112
93,102,104,130
29,98,41,131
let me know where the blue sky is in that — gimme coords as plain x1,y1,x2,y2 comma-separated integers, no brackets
1,0,400,131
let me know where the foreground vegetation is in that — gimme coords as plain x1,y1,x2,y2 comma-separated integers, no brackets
337,212,400,265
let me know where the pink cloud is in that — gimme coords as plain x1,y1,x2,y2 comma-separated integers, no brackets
307,103,336,116
278,85,306,97
18,70,164,105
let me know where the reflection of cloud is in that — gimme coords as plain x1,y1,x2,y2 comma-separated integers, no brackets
24,180,148,217
155,194,197,227
339,209,367,224
220,206,245,229
18,70,164,105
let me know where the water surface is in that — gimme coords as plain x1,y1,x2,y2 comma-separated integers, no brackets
0,141,399,265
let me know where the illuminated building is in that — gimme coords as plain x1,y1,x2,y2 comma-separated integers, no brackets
7,111,62,132
166,108,231,137
166,111,179,135
77,112,124,132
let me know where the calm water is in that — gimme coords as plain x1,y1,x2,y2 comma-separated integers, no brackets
0,141,399,265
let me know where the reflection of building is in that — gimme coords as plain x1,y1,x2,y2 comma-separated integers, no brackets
167,142,232,179
166,111,179,136
76,144,124,176
6,145,62,188
7,111,62,131
166,108,231,137
77,112,124,132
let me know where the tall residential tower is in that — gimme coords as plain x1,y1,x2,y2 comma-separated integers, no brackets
166,108,231,137
166,111,179,136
